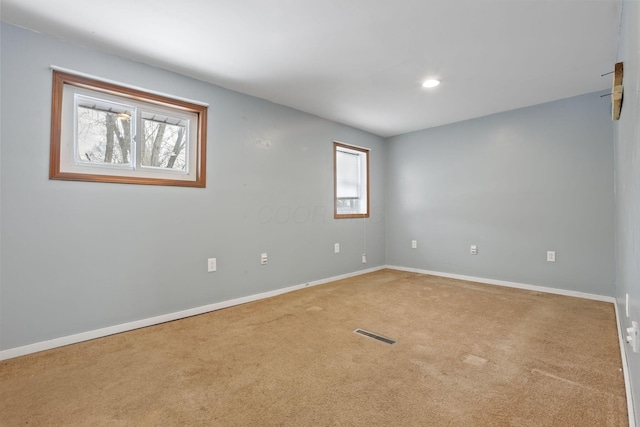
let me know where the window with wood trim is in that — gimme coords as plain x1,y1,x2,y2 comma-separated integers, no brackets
334,141,369,218
50,70,207,187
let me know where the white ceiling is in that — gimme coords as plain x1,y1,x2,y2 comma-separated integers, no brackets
1,0,622,137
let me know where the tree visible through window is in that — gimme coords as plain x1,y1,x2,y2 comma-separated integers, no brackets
141,113,187,170
50,70,207,187
76,96,133,166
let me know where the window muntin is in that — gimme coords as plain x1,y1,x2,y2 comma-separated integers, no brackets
51,70,207,187
334,142,369,218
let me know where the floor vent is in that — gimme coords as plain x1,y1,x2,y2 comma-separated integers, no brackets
353,329,396,345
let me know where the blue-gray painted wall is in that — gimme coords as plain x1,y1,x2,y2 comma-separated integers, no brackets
615,0,640,421
0,23,387,350
1,19,634,423
386,94,615,295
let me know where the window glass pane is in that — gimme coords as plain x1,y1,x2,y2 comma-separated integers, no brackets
140,112,188,171
334,142,369,218
336,150,360,198
53,71,207,186
76,96,133,166
337,198,360,213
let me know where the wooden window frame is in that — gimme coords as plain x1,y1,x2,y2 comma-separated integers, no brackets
50,70,207,187
334,141,370,219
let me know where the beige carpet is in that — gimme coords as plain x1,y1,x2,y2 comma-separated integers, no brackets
0,269,628,426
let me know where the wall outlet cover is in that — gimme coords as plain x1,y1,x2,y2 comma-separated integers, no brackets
626,321,638,353
207,258,217,272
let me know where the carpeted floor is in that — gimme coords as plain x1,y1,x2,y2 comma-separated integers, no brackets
0,269,628,426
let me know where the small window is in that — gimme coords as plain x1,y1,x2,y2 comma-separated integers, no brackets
50,70,207,187
334,142,369,218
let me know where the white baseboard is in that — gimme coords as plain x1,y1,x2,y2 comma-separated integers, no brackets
385,265,615,303
614,301,637,427
388,264,634,426
0,265,385,361
2,264,634,424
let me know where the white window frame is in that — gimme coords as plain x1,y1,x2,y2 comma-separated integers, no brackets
50,70,207,187
334,141,369,218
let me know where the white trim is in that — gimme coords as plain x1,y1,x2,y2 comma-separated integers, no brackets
386,265,634,424
0,265,385,361
385,265,615,302
615,301,637,427
1,263,634,425
49,65,209,107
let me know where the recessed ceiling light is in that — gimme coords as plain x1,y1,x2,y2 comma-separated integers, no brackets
422,79,440,88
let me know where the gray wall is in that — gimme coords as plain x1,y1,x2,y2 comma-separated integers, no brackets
615,0,640,420
0,24,630,422
0,23,386,351
386,93,615,295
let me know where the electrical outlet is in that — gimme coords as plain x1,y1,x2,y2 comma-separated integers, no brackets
207,258,217,272
335,243,340,253
626,321,638,353
547,251,556,262
470,245,477,255
411,240,417,249
260,253,268,265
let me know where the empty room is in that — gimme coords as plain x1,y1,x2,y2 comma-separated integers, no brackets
1,0,638,425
